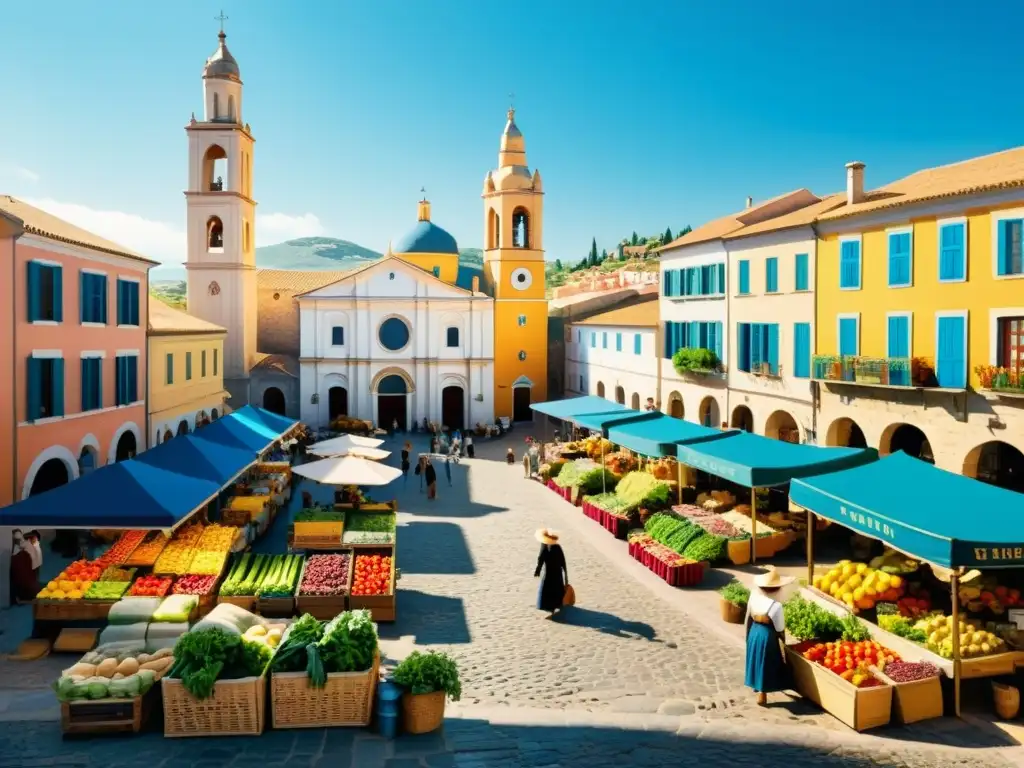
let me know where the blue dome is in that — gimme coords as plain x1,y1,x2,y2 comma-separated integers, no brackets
392,220,459,255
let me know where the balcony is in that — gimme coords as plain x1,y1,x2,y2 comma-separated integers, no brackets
750,361,783,379
976,366,1024,402
812,355,929,388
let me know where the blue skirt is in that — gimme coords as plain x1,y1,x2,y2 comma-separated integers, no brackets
744,622,787,693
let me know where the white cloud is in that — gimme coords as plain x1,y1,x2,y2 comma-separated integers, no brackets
20,199,325,267
14,167,39,183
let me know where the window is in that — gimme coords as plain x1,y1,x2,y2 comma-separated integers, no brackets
738,260,750,295
213,349,219,375
378,317,411,351
615,333,622,352
736,323,779,374
602,332,608,349
794,253,809,291
185,351,193,381
115,355,139,405
839,239,861,289
579,375,584,392
80,357,102,411
765,257,779,293
665,264,726,298
201,350,207,377
663,321,723,360
446,327,459,347
634,334,642,355
887,314,911,386
331,326,345,346
936,313,967,389
793,323,811,378
590,332,596,348
887,230,912,287
938,221,966,282
518,315,527,326
998,316,1024,381
27,262,62,322
998,219,1024,276
838,316,859,356
116,279,140,325
79,272,107,323
165,353,173,385
26,356,64,420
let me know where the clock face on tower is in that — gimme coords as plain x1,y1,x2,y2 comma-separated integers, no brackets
510,267,532,290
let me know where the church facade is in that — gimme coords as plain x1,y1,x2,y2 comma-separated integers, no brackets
183,30,547,429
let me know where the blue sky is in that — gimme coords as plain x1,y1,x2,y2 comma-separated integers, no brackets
1,1,1022,277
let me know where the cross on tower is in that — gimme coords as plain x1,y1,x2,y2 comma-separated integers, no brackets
420,186,427,200
215,10,229,33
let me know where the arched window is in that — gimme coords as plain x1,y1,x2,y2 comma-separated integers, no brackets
213,92,220,119
227,95,235,122
243,221,250,251
446,327,459,347
488,208,501,249
331,326,344,346
207,216,224,250
512,207,530,248
202,144,227,191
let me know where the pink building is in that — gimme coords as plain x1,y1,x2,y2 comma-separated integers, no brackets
0,197,157,501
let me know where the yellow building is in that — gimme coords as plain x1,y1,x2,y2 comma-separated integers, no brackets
813,151,1024,491
147,299,228,445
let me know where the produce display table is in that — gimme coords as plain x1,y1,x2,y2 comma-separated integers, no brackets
61,688,159,736
785,643,893,731
627,535,705,587
34,599,116,623
348,546,397,622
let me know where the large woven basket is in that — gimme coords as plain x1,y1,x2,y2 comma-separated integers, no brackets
161,675,266,737
401,690,446,734
270,652,380,728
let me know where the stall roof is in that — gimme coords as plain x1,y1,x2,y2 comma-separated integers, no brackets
530,396,629,422
791,451,1024,568
675,431,878,487
571,409,661,433
195,412,278,453
0,460,220,529
232,404,298,436
134,434,256,485
607,414,733,457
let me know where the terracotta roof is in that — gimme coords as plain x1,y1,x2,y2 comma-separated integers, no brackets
818,145,1024,222
574,301,659,327
256,269,358,293
148,299,226,335
724,194,846,240
0,196,159,265
291,256,479,298
251,353,298,377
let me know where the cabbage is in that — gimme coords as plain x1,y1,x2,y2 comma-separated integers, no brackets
153,595,199,623
84,678,109,699
136,669,156,693
53,676,87,702
107,674,141,698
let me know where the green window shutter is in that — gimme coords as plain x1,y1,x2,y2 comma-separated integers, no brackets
27,262,40,321
52,267,63,322
26,357,40,420
52,357,65,417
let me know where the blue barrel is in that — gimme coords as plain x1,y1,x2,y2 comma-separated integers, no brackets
376,680,402,739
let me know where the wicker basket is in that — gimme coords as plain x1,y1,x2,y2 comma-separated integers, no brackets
401,690,446,734
161,675,266,737
270,652,380,728
720,598,745,624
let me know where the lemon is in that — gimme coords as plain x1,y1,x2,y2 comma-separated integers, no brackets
847,573,862,588
853,587,865,601
855,563,868,574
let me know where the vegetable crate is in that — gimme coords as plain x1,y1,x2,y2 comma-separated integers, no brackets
628,538,706,587
602,511,630,540
294,520,345,541
295,553,352,620
162,674,267,737
270,651,380,728
257,597,295,618
34,599,116,623
61,688,158,736
873,669,943,724
217,595,256,613
347,547,397,623
785,645,892,731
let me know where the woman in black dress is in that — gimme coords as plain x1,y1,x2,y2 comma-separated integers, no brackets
534,529,568,619
424,459,438,500
401,442,411,485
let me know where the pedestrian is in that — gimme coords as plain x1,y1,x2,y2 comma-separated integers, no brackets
444,455,453,486
401,441,411,485
425,459,438,500
390,418,398,438
9,531,37,605
644,397,658,412
534,528,570,620
745,566,793,706
430,434,439,454
415,455,425,492
506,447,516,465
464,432,474,458
26,531,42,582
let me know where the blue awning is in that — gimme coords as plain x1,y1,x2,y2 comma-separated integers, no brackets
571,409,659,433
675,431,878,487
607,414,733,457
195,411,278,453
530,396,630,422
791,451,1024,568
0,460,220,529
135,434,256,485
232,404,298,436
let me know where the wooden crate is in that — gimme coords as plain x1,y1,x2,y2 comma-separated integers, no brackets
162,675,266,737
348,546,397,623
257,596,295,618
294,520,345,540
34,600,116,623
873,669,943,724
334,501,397,513
217,595,256,612
292,534,343,550
295,552,352,620
786,646,892,731
270,652,379,728
61,688,158,736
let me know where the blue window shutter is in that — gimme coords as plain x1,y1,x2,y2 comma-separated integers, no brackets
80,359,89,411
615,333,622,352
675,321,684,350
795,253,808,291
129,356,138,402
689,321,699,349
634,334,642,355
737,323,749,371
663,323,672,358
717,263,726,294
115,357,122,405
839,318,858,356
937,316,966,388
840,241,861,289
738,261,749,294
888,233,910,286
939,224,965,281
131,282,139,324
95,358,103,409
602,332,607,348
705,323,715,356
52,357,64,417
751,325,763,369
715,321,723,360
793,323,810,378
27,262,40,321
591,332,596,348
998,221,1010,276
52,267,63,322
766,258,777,292
887,315,909,358
116,280,124,325
767,324,780,372
26,358,40,420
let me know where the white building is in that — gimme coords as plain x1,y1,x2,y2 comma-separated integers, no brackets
564,302,659,407
297,254,495,431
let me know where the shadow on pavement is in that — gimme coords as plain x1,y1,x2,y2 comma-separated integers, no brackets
379,589,471,645
397,521,475,576
555,605,661,643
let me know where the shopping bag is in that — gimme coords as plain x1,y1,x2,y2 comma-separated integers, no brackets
563,584,576,607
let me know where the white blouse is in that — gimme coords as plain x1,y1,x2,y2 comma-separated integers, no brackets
746,590,785,632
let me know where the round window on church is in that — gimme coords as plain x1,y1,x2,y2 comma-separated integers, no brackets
518,350,527,361
378,316,411,351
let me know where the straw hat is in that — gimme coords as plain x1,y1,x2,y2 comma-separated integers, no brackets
753,566,793,589
930,564,981,584
535,528,560,545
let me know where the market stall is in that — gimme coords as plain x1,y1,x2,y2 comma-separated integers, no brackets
135,434,256,487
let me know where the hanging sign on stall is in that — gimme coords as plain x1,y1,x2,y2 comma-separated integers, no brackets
956,544,1024,568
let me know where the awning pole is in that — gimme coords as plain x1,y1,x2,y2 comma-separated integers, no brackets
806,509,815,585
601,438,607,494
676,460,682,504
750,488,758,565
951,571,962,718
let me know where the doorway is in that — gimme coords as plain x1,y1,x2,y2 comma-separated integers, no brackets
513,386,532,422
263,387,286,415
377,374,407,430
328,386,348,420
442,386,465,431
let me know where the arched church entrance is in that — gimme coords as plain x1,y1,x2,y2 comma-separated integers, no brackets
262,387,286,416
377,375,407,431
442,386,465,431
328,387,348,421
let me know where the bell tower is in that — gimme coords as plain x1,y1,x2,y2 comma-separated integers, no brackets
184,16,257,406
482,103,548,420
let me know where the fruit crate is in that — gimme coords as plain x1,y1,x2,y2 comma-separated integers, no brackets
217,595,257,612
785,645,893,731
34,599,117,623
347,546,397,623
872,669,943,724
270,652,380,728
61,687,159,736
162,674,266,737
295,552,353,620
603,511,630,540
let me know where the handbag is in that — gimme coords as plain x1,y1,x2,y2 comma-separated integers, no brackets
563,584,576,607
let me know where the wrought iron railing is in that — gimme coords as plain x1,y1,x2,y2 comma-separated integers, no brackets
811,355,928,387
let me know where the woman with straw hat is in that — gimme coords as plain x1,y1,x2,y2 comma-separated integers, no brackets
745,566,793,706
534,529,570,619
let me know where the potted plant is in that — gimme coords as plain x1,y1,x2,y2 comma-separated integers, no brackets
719,579,750,624
392,650,461,734
671,347,720,377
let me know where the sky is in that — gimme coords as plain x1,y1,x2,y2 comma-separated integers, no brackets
2,0,1023,278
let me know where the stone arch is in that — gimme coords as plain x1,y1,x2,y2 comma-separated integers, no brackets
487,207,501,249
963,440,1024,493
371,367,416,394
512,207,531,248
698,396,720,428
596,381,605,398
107,421,143,465
202,144,227,191
177,419,190,436
76,433,102,471
211,408,220,420
162,429,174,443
825,417,868,448
765,410,800,443
614,385,625,405
207,216,224,250
262,387,286,416
879,422,934,463
21,445,79,500
731,405,754,433
631,392,641,410
667,390,684,419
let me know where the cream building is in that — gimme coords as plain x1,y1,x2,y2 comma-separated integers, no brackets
147,300,228,445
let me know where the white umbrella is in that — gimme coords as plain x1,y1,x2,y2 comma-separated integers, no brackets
292,456,402,486
320,445,391,461
309,434,385,455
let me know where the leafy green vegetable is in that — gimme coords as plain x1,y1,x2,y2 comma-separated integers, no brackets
294,507,345,522
270,613,325,673
783,596,844,642
839,613,871,642
682,533,726,562
719,579,750,606
306,610,379,687
170,627,272,699
393,650,461,701
645,513,704,555
344,512,396,533
614,472,671,509
878,614,927,643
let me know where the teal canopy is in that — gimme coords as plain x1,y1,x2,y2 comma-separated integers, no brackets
572,409,659,433
607,414,732,457
791,451,1024,568
530,396,630,423
675,431,877,487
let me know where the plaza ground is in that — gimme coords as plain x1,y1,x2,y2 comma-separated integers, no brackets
0,429,1022,767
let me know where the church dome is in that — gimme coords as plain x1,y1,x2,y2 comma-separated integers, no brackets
204,31,241,82
392,220,459,255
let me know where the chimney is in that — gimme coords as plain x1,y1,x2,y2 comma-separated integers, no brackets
471,276,479,293
846,162,865,205
746,196,753,209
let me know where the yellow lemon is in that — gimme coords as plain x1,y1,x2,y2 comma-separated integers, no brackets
855,563,868,574
820,577,832,593
863,586,877,597
827,569,840,581
853,587,865,601
875,572,891,586
841,564,855,578
888,575,903,590
812,576,823,590
847,573,862,588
